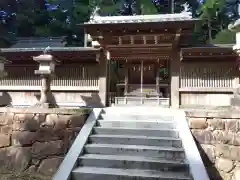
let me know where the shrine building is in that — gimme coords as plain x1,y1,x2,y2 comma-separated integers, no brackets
0,12,238,108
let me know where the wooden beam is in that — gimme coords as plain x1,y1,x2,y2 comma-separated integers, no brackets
179,87,234,93
181,55,237,61
88,28,192,38
107,44,172,48
83,21,197,34
111,57,170,61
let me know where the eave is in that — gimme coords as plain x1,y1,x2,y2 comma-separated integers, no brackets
0,47,101,64
81,20,198,37
181,45,237,61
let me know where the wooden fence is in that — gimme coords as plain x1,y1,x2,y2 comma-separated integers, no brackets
179,62,237,106
0,65,99,91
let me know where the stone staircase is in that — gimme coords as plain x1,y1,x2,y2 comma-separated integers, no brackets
53,107,209,180
126,84,159,97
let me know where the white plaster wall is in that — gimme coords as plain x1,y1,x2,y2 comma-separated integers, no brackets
0,91,102,108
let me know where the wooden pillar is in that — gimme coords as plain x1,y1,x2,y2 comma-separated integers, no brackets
124,63,129,95
170,48,180,108
99,50,109,107
140,60,144,104
156,60,160,96
156,60,160,105
124,62,129,104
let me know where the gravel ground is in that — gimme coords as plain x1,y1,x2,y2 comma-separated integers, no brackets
0,173,51,180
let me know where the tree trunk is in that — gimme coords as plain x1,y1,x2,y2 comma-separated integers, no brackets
208,20,212,43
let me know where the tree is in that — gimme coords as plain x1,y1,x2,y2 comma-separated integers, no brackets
119,0,141,15
197,0,228,43
0,0,91,46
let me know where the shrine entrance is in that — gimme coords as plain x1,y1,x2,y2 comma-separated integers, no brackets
83,12,198,107
111,59,170,106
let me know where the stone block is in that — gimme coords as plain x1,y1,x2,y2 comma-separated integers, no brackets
33,114,46,124
14,113,35,122
68,114,87,128
192,130,214,144
27,165,37,173
225,119,239,132
212,130,234,145
235,168,240,180
52,115,70,131
13,115,41,131
0,134,10,147
0,113,14,125
13,113,46,132
216,158,234,173
231,95,240,107
32,159,40,166
216,144,240,161
216,144,229,157
61,129,74,153
12,131,37,146
188,117,207,129
219,171,233,180
234,132,240,146
31,140,63,158
0,125,12,134
213,131,240,146
37,157,63,176
0,147,31,172
36,131,61,142
41,114,55,129
201,144,216,163
207,118,225,130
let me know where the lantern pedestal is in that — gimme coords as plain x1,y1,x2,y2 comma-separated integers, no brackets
33,54,58,108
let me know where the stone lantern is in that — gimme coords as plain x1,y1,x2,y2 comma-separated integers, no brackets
0,56,10,78
229,19,240,107
0,57,10,98
33,53,58,108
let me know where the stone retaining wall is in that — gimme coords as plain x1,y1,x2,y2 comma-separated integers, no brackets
0,108,90,180
186,110,240,180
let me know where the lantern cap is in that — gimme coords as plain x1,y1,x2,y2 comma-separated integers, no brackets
33,54,59,63
0,56,11,64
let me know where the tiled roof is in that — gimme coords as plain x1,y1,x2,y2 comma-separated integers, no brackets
0,46,101,53
188,44,234,48
0,37,102,53
10,37,66,48
86,12,196,24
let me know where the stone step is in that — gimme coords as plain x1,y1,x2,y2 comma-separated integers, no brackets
92,127,179,138
72,167,192,180
96,120,175,129
99,114,174,121
103,107,170,115
88,134,182,147
79,154,189,171
84,144,185,160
